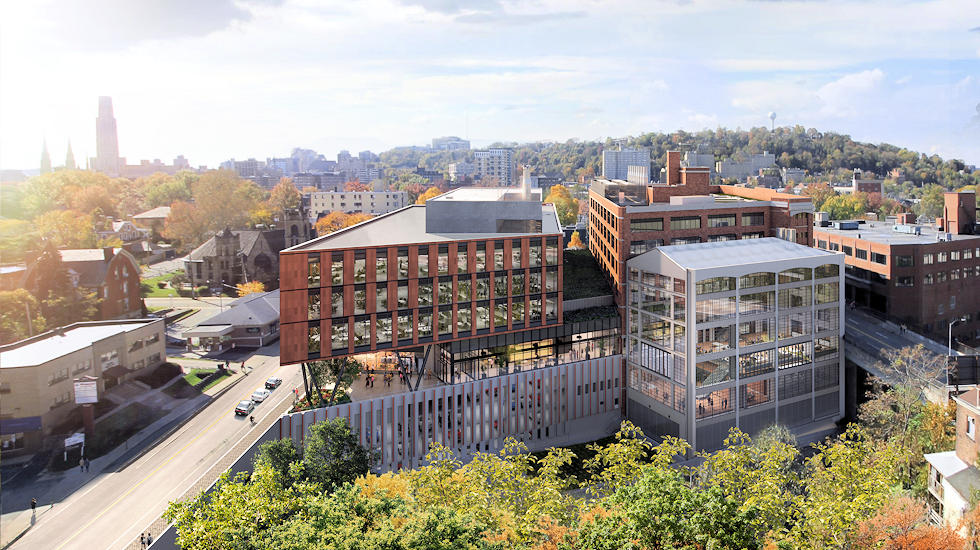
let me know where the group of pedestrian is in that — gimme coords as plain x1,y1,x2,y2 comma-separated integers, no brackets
365,373,375,388
78,457,90,473
140,532,154,548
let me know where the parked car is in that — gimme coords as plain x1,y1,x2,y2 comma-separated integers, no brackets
251,389,271,403
234,400,254,416
265,377,282,390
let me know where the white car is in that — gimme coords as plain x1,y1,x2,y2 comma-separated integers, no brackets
251,389,271,403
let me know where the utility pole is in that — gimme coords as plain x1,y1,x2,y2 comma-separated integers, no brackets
24,300,33,337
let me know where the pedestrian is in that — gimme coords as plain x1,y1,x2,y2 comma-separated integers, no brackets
141,533,147,549
30,498,36,513
365,375,370,387
147,532,154,546
80,459,85,473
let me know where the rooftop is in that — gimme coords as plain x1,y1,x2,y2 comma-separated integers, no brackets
132,206,171,219
655,237,839,270
195,289,280,328
0,320,159,368
285,203,561,251
815,220,980,246
430,188,542,202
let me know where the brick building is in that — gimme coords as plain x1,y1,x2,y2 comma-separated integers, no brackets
23,248,143,320
588,151,815,307
814,191,980,345
279,186,565,366
925,388,980,527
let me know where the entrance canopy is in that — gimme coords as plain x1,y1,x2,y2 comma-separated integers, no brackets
182,324,233,338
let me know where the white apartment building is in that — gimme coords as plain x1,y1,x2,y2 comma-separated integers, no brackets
625,238,845,452
308,191,409,219
716,152,776,182
602,148,650,181
474,148,515,185
448,162,476,182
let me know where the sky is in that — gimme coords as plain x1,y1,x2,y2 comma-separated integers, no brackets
1,0,979,172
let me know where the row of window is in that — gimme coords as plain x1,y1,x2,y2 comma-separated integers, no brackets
694,285,839,323
308,298,561,355
307,238,560,287
693,362,839,419
630,212,767,233
307,271,559,319
696,265,839,295
817,242,980,268
922,266,980,285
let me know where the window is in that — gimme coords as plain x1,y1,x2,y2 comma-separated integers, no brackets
438,279,453,305
740,379,774,408
814,362,839,390
952,269,961,281
829,242,840,252
739,318,774,346
476,302,490,330
308,325,321,354
697,276,735,295
952,250,961,261
48,366,70,386
417,311,433,338
855,249,868,260
546,238,559,265
938,252,948,263
696,296,737,323
397,313,412,342
308,293,320,320
353,256,367,283
494,242,504,270
476,275,490,300
494,301,508,328
376,250,388,282
741,291,775,315
708,214,736,228
695,388,734,418
896,255,914,267
418,280,433,306
529,243,542,268
670,216,701,230
418,249,429,277
545,269,558,293
376,286,387,311
816,282,839,304
308,257,320,287
842,246,852,256
529,298,542,322
816,308,839,333
696,324,734,354
740,272,775,289
937,271,947,283
457,306,472,333
924,273,934,285
871,252,887,265
742,212,765,226
511,240,523,269
779,286,812,309
696,357,733,387
969,417,976,440
476,243,487,272
739,349,775,378
513,300,526,324
815,264,839,279
353,318,370,347
778,342,812,369
779,267,812,284
511,273,524,296
895,276,913,287
331,287,343,316
438,308,453,335
630,239,663,256
708,234,737,242
923,253,934,265
438,246,449,275
630,217,663,231
331,254,344,284
814,336,838,361
528,272,542,294
965,248,974,260
397,249,409,279
672,236,701,245
376,316,392,344
457,278,472,302
457,247,468,273
353,287,367,314
817,240,827,249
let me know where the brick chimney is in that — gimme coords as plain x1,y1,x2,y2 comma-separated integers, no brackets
103,247,114,262
665,151,681,186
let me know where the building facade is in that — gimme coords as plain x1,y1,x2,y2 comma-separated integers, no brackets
814,191,980,345
0,319,166,455
308,191,409,218
589,151,815,307
279,187,564,366
23,248,143,320
925,388,980,528
474,149,515,186
432,136,470,151
716,152,776,182
602,148,650,181
625,238,845,451
93,96,121,175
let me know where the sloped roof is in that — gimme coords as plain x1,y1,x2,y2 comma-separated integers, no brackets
133,206,171,219
196,289,280,328
58,249,117,288
187,229,285,261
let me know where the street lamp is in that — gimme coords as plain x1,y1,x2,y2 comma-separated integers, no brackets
949,316,968,356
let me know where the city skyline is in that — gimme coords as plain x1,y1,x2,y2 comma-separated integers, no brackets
1,0,979,172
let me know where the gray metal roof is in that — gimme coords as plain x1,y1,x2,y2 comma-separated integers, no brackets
815,221,980,246
655,237,838,270
195,289,280,328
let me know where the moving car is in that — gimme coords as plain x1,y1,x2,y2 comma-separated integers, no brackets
235,400,254,416
251,389,271,403
265,376,282,390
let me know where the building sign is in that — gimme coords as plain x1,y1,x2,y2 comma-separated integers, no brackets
0,416,42,435
74,377,98,404
65,432,85,448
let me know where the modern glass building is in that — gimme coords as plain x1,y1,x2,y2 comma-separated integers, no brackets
625,238,845,451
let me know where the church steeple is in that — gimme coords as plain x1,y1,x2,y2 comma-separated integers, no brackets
40,139,51,174
65,141,76,170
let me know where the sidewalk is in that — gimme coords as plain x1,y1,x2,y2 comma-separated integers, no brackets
0,368,248,549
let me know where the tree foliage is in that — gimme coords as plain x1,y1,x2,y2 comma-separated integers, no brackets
566,232,584,250
543,185,579,226
415,186,443,204
0,289,46,344
268,177,302,216
235,281,265,297
852,495,964,550
314,211,373,235
35,209,96,248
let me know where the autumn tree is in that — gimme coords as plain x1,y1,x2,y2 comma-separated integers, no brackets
415,186,443,204
268,177,301,216
0,289,46,344
345,179,369,192
27,241,100,328
35,209,96,248
821,194,867,220
162,200,209,250
141,172,193,208
190,170,265,232
314,211,373,235
236,281,265,297
567,231,585,250
544,185,580,226
852,495,964,550
802,182,837,211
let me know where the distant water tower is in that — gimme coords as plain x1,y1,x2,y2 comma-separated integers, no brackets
768,112,777,132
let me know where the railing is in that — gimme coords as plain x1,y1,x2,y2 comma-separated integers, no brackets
563,295,613,312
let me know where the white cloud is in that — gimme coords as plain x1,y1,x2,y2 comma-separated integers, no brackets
816,68,886,117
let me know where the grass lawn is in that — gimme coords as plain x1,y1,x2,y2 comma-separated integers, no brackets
183,368,231,390
142,271,181,298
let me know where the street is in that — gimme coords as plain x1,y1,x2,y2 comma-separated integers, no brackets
9,346,301,550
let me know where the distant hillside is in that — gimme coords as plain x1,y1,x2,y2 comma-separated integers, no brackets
380,126,978,190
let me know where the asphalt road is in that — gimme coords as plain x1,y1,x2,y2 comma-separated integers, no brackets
10,346,301,550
